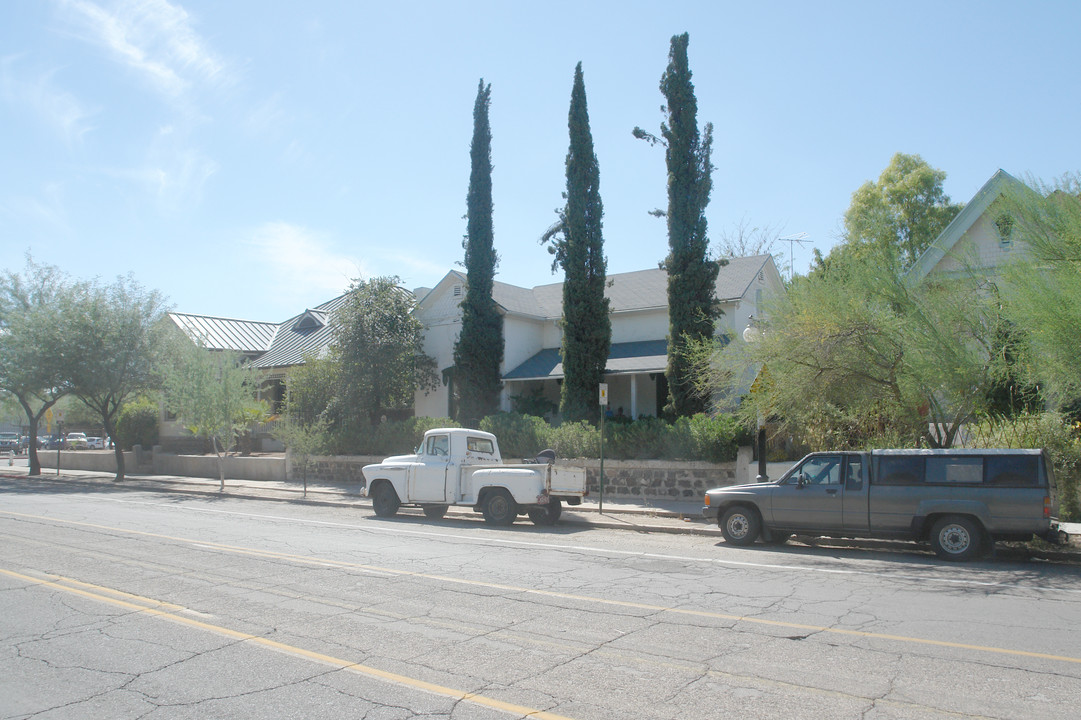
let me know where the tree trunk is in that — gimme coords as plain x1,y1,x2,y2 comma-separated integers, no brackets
213,436,225,491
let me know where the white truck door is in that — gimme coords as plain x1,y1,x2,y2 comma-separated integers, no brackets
409,433,450,503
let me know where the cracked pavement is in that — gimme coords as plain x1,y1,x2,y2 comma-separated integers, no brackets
2,479,1080,719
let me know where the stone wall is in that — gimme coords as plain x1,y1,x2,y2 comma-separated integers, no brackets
570,459,739,500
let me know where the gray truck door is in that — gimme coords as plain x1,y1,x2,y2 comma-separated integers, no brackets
841,455,869,531
769,454,845,531
410,434,449,503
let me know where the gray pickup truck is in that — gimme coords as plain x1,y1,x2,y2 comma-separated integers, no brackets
703,449,1065,561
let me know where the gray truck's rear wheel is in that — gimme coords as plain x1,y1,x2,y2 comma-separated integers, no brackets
482,489,518,526
422,504,448,519
930,515,983,561
371,482,400,518
721,506,761,546
528,498,562,526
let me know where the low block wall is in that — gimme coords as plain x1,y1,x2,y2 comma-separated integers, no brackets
34,447,796,501
152,453,286,482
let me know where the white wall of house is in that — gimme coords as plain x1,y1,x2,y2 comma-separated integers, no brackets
929,210,1022,276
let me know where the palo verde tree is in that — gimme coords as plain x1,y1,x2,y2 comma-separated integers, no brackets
0,258,78,475
542,62,611,422
1000,173,1081,407
63,274,170,481
694,244,1003,450
634,32,721,416
163,338,267,490
453,79,504,424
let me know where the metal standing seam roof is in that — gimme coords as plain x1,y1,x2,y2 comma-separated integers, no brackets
168,293,352,370
168,313,278,354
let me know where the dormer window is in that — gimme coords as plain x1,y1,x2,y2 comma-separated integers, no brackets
292,311,325,333
995,213,1014,248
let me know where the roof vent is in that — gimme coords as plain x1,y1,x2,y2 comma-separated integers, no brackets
453,285,463,297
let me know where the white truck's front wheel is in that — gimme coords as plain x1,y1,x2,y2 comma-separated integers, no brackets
371,482,400,518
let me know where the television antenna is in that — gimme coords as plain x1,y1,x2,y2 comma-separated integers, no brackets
778,232,810,281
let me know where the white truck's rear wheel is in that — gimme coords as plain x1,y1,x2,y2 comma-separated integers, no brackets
482,489,518,526
528,498,562,526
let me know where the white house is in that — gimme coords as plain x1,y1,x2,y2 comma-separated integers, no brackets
906,169,1031,283
413,254,785,420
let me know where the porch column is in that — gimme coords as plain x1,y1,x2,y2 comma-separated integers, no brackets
630,375,638,419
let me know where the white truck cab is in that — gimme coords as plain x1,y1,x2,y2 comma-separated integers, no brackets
362,428,588,526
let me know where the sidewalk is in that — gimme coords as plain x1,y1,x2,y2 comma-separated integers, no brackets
3,463,1078,559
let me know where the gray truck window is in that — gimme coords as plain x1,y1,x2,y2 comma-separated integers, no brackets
926,457,982,484
845,457,863,491
986,455,1039,486
877,456,922,485
799,456,841,485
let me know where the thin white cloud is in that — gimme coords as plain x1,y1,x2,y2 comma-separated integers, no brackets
56,0,229,100
92,122,218,210
1,55,98,145
245,222,366,307
0,183,72,235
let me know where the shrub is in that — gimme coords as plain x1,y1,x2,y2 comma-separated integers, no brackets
115,396,159,450
480,413,549,459
546,420,600,458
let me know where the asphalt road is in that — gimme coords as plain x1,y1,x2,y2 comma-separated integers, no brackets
2,479,1080,719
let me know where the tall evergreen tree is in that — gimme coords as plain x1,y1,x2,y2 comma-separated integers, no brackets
636,32,720,416
543,63,611,422
453,79,503,424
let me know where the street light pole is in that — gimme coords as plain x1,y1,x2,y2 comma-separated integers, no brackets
743,317,769,483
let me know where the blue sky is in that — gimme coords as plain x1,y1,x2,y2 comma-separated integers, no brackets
3,0,1079,321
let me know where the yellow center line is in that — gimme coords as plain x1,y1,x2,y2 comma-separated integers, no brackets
0,567,577,720
3,509,1080,666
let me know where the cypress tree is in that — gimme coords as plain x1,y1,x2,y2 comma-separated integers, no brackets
545,62,611,422
656,32,720,416
453,79,503,424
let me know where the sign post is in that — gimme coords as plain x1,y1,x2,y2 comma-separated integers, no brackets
598,383,608,513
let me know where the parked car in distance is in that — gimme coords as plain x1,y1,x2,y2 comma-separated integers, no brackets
86,436,104,449
65,432,89,450
41,435,63,450
0,432,23,454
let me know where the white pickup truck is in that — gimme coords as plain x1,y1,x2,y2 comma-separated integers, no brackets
362,428,588,526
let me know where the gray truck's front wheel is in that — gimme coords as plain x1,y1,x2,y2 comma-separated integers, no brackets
371,482,401,518
482,489,518,526
721,506,761,546
929,515,984,561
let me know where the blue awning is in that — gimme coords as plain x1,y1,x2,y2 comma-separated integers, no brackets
503,339,669,381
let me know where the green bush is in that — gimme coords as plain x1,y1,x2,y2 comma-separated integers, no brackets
546,420,600,458
115,396,160,450
480,412,549,459
335,411,749,465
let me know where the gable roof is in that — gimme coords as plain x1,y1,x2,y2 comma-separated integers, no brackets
421,254,778,321
906,169,1030,284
